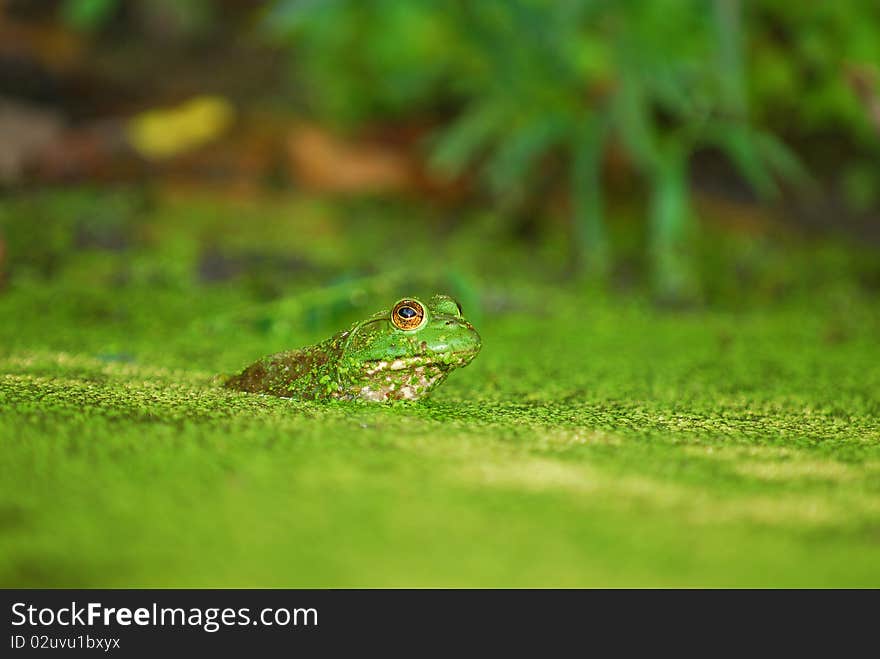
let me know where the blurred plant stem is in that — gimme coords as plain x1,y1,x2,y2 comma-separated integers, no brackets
571,118,609,279
645,0,744,304
714,0,747,117
649,145,697,304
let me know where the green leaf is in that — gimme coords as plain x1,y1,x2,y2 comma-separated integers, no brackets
60,0,118,31
704,123,777,198
612,75,661,172
486,116,566,194
753,131,810,187
429,103,504,178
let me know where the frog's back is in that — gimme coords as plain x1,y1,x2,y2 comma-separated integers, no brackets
223,337,341,400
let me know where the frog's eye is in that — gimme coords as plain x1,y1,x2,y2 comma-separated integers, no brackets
391,299,426,331
430,295,463,317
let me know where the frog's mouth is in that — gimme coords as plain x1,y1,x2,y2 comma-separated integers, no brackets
361,351,476,375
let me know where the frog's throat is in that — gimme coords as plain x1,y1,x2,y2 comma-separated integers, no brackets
349,357,453,402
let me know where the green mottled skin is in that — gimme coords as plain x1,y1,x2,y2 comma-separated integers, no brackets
224,294,481,402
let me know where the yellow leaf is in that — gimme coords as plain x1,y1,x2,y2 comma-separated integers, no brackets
126,96,235,160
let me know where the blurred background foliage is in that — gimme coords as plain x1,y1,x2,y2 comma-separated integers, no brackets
0,0,878,305
262,0,879,298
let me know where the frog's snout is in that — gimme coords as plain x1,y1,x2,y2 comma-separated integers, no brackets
429,318,481,365
461,324,482,359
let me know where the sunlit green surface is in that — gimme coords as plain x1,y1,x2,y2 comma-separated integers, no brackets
1,192,878,587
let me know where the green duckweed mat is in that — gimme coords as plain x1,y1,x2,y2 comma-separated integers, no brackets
1,192,878,586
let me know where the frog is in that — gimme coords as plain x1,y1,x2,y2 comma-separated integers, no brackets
223,294,481,402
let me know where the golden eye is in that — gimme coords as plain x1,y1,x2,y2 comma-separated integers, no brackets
391,299,425,330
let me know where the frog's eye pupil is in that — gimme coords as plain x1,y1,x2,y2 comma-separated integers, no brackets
399,306,417,319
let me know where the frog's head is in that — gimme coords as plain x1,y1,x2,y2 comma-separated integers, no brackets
337,294,481,401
